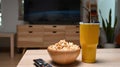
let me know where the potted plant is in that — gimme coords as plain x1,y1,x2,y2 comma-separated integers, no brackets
99,9,117,48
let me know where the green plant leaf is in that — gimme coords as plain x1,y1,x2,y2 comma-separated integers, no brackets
102,18,106,32
109,9,112,28
106,19,109,27
99,9,106,31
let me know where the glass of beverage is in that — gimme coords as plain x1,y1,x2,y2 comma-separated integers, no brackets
80,22,100,63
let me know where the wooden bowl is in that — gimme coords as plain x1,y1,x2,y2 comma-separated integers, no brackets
47,46,80,64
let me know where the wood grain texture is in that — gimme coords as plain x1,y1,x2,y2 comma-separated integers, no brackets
17,25,80,48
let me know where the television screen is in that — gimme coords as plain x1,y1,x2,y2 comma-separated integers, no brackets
24,0,81,25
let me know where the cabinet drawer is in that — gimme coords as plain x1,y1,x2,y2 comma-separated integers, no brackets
65,36,79,40
17,32,44,37
65,31,79,40
44,32,64,42
17,36,43,42
44,42,58,47
65,25,79,32
44,25,65,32
65,31,79,35
17,25,44,32
17,34,44,48
17,41,44,48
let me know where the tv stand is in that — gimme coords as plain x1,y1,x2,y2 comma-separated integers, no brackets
17,24,79,49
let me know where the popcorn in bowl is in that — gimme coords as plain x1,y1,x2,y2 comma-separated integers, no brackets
47,40,80,64
48,40,80,51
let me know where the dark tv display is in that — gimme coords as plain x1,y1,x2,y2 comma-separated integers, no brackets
24,0,81,25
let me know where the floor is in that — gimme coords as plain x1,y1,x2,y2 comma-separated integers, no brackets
0,48,23,67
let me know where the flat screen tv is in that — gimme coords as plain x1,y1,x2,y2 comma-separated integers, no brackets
24,0,81,25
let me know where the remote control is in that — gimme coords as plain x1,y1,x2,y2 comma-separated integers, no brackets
33,58,52,67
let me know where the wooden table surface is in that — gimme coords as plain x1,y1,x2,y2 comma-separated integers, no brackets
17,49,120,67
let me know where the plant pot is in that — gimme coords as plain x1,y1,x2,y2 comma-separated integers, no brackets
104,43,116,48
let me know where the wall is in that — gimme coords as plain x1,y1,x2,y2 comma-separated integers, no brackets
115,0,120,36
0,0,23,33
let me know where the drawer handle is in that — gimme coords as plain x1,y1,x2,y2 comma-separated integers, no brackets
53,31,57,33
29,31,33,33
53,26,56,28
76,31,79,33
76,26,79,28
29,25,33,27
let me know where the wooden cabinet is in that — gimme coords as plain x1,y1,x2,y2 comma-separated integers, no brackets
65,25,80,45
17,25,79,48
43,25,65,47
17,25,44,48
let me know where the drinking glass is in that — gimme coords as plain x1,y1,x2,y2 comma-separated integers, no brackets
80,22,100,63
